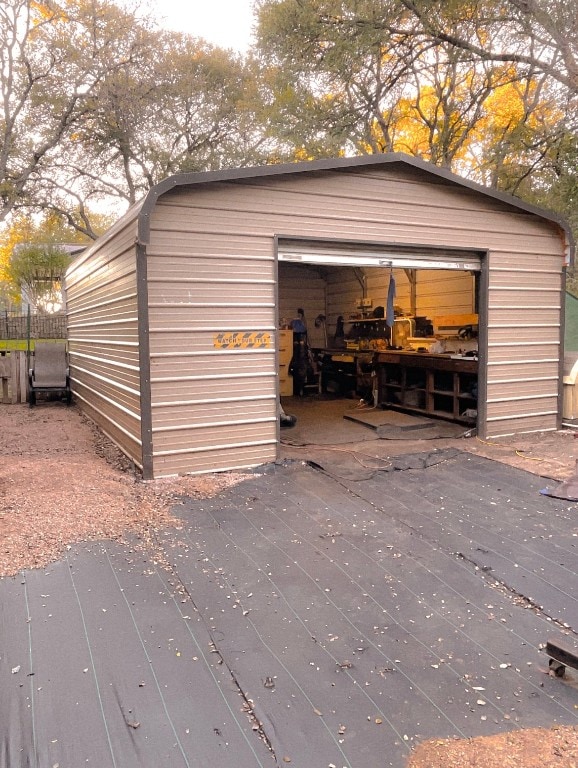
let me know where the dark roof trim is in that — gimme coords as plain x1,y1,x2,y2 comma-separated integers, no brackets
137,152,574,263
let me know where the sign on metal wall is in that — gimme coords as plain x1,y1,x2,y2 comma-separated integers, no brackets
213,332,273,350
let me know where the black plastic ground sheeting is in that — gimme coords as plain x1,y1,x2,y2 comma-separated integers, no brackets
0,543,272,768
2,453,578,768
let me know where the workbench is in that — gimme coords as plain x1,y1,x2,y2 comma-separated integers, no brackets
375,351,478,423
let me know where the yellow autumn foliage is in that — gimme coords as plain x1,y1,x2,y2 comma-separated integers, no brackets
30,0,68,26
363,62,560,172
0,217,35,285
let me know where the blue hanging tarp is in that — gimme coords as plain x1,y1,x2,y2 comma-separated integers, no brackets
386,273,396,328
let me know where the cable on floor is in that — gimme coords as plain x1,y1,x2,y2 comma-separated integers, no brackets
476,436,545,462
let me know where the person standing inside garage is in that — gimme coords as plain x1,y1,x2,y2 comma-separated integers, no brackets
289,309,310,396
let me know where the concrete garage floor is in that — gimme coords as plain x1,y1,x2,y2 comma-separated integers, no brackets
3,417,578,767
279,396,472,481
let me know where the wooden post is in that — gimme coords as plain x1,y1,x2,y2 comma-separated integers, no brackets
19,351,28,403
10,351,17,403
0,356,9,403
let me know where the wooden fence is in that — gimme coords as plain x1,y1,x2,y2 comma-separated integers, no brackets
0,351,28,403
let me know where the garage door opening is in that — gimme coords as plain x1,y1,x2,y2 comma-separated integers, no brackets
276,239,484,442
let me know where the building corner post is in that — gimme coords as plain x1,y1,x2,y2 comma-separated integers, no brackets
136,241,154,480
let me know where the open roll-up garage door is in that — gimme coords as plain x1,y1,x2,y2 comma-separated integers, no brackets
277,239,483,271
276,237,486,435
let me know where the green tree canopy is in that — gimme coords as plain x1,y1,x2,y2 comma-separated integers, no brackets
7,243,70,312
0,0,154,225
0,210,107,309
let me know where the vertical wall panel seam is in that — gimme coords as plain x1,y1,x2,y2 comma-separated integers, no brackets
558,268,567,427
477,251,490,439
274,235,281,455
136,242,154,479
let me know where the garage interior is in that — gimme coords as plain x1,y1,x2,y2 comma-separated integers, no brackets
277,240,483,441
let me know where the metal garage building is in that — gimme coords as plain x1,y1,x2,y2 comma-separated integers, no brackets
65,154,574,479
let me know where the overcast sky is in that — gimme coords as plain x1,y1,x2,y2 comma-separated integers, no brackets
147,0,257,52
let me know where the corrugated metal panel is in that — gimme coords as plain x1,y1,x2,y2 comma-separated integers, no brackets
487,342,560,362
488,308,560,324
146,227,277,475
487,378,557,399
488,394,559,411
72,391,142,468
151,375,276,403
156,177,562,251
415,271,475,316
146,167,565,474
150,351,275,377
151,177,558,255
489,273,562,289
153,398,275,428
65,218,143,467
486,414,558,436
152,444,275,477
484,242,562,437
488,326,560,343
323,267,473,336
68,163,566,476
487,361,560,379
153,419,276,451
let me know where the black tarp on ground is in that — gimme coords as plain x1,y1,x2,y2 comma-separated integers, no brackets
0,544,272,768
2,452,578,768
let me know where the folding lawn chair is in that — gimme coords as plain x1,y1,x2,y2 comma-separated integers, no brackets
28,342,72,407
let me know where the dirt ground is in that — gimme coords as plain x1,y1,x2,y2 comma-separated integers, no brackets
2,402,578,767
0,403,249,578
406,725,578,767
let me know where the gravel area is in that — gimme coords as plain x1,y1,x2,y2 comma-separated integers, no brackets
407,725,578,767
0,404,248,577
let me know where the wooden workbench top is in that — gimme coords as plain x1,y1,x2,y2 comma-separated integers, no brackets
375,350,478,372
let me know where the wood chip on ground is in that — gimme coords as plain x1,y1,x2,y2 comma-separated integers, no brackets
0,404,248,577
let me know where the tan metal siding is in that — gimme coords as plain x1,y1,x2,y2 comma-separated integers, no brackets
487,378,557,399
65,218,143,467
67,164,565,476
485,414,559,436
159,175,562,250
146,230,277,476
146,168,565,472
487,361,560,379
484,254,562,434
151,373,276,403
152,444,275,477
486,342,559,362
489,308,560,324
